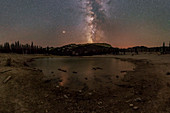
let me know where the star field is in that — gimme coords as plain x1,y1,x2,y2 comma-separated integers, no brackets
0,0,169,48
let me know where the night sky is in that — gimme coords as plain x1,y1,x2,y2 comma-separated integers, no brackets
0,0,170,48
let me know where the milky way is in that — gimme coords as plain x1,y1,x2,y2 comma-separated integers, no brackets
82,0,110,43
0,0,170,47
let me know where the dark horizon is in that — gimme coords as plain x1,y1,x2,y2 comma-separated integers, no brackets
0,40,169,49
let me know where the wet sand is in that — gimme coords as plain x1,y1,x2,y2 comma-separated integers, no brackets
0,53,170,113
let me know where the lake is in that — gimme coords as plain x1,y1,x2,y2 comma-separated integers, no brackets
30,57,135,90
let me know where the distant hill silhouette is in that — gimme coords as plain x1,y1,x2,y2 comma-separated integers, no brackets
49,43,119,56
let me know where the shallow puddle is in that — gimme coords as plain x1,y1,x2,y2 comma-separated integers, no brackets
30,57,135,90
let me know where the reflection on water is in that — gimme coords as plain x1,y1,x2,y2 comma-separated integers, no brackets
30,57,135,90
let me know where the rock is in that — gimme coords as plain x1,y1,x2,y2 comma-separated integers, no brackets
45,95,49,98
45,109,48,113
5,58,12,66
38,69,43,72
98,101,103,105
129,104,134,107
64,95,68,99
73,71,77,74
85,77,88,80
78,90,82,93
23,62,29,66
96,67,103,70
93,90,96,93
92,67,103,70
44,79,51,83
126,100,131,103
121,70,128,73
166,72,170,75
3,76,12,84
58,79,63,82
133,106,139,110
58,68,67,72
56,85,60,88
0,70,12,74
113,95,117,97
116,75,119,78
92,68,97,70
134,97,142,102
88,92,92,96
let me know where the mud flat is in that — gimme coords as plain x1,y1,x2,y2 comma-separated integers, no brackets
0,53,169,113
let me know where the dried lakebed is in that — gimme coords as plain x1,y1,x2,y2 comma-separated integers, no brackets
1,54,167,113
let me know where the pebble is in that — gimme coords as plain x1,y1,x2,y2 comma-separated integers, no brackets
45,109,48,113
166,72,170,75
133,106,139,110
113,95,117,98
134,97,142,102
64,95,68,99
126,100,131,103
116,75,119,78
45,95,49,98
58,79,63,82
98,101,103,105
56,85,60,88
129,104,134,107
73,71,77,74
93,90,96,93
88,92,92,96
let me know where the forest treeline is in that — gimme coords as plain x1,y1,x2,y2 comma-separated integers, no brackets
0,41,170,55
0,42,119,55
0,41,47,54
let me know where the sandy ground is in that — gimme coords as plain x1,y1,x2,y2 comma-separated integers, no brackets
0,53,170,113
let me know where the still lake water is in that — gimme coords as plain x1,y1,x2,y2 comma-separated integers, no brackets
30,57,135,90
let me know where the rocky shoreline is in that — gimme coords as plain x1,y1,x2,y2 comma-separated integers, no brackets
0,53,169,113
